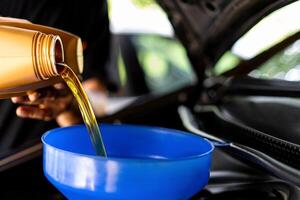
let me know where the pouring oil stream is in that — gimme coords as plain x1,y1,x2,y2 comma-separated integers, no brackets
57,63,107,157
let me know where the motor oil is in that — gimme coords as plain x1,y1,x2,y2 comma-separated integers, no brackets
0,20,83,98
0,20,106,156
58,63,106,156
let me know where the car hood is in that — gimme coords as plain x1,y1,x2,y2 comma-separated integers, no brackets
157,0,297,77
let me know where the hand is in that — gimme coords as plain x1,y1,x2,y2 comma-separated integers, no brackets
11,83,82,127
11,78,108,127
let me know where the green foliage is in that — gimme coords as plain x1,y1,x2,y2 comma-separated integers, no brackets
213,40,300,80
133,35,195,93
131,0,156,8
118,52,127,86
214,52,241,75
251,40,300,79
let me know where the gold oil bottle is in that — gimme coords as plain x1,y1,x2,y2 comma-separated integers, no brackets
0,19,107,156
0,20,83,98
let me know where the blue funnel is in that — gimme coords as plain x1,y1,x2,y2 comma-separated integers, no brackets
42,124,213,200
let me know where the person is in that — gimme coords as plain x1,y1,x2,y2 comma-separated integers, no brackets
0,0,111,157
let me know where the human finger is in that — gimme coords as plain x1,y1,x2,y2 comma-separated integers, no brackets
11,96,30,104
16,106,53,121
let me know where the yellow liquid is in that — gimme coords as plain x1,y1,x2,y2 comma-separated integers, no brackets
57,63,107,157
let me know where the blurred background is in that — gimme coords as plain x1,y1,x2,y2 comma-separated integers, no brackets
106,0,300,97
106,0,196,96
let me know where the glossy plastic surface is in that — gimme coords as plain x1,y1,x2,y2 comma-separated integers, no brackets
42,124,213,200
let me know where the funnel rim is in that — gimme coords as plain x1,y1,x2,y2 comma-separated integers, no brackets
41,124,214,162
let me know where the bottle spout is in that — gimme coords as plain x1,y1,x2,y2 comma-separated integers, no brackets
34,33,64,80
